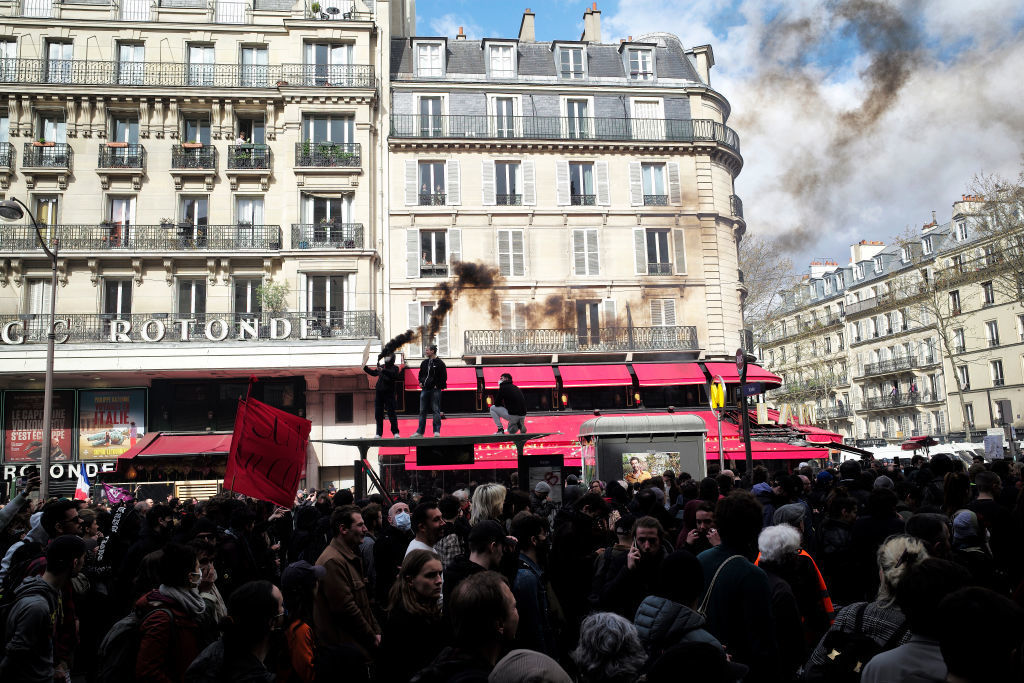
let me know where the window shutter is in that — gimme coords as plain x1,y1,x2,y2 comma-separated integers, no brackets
446,160,461,205
662,299,677,326
595,161,610,205
587,229,600,275
572,230,586,274
438,318,450,357
602,299,616,326
498,230,511,276
555,160,570,206
405,160,418,206
514,302,527,328
407,301,421,332
481,160,496,205
673,228,686,274
406,229,419,278
522,160,536,205
501,301,513,329
448,228,461,264
667,162,681,204
650,298,663,326
634,228,647,274
629,161,643,206
511,230,525,276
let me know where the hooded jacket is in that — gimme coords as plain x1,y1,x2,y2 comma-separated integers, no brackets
0,576,60,683
633,595,722,657
134,588,210,683
0,512,46,584
752,483,777,529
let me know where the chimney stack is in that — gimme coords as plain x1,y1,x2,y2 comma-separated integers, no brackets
931,210,936,224
581,2,602,43
518,8,535,42
456,26,466,40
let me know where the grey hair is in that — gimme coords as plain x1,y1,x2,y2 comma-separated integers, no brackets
758,523,801,563
452,488,469,502
572,612,647,683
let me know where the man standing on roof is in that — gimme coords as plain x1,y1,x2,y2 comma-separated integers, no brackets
490,373,527,434
413,344,446,438
363,352,400,438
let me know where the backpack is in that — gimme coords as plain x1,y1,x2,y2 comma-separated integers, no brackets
96,606,174,683
803,602,909,683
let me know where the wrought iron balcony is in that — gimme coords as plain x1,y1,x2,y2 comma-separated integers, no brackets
291,223,363,249
0,224,281,251
818,406,853,420
646,262,673,275
391,115,740,151
571,194,596,206
0,142,12,167
730,194,744,219
172,145,217,169
418,193,446,206
463,326,699,355
496,194,522,206
97,144,145,169
294,142,360,167
23,143,71,169
21,0,53,17
644,194,668,206
303,0,370,19
0,58,375,89
862,393,923,410
0,310,380,344
227,144,270,170
861,356,920,377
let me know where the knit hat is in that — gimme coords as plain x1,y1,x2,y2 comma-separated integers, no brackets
815,471,834,485
873,475,894,490
281,560,326,593
489,650,572,683
534,481,552,495
952,509,979,541
773,503,807,528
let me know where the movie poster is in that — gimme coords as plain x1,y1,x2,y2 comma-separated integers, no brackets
3,390,76,462
77,389,146,460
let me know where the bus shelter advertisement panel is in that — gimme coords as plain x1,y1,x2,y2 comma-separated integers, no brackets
623,452,681,486
78,389,146,460
4,390,76,462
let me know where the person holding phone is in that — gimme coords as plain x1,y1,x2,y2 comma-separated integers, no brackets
0,472,40,535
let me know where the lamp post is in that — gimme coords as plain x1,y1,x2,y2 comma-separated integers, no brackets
0,198,57,500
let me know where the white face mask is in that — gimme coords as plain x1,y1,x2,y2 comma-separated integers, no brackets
394,511,412,531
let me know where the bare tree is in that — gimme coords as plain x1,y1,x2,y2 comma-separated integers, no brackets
767,335,848,435
967,169,1024,305
739,234,799,331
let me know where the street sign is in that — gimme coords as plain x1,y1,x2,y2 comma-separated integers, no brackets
741,382,763,397
735,348,746,382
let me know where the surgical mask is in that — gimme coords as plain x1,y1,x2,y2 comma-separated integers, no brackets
394,512,412,531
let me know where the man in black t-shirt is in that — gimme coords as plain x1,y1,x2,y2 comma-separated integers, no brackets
490,372,527,434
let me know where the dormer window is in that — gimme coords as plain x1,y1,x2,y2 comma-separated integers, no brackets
627,48,653,80
488,43,516,78
922,236,933,254
837,272,844,289
901,246,910,263
415,40,444,77
956,220,967,240
873,256,883,273
855,263,864,280
557,45,584,79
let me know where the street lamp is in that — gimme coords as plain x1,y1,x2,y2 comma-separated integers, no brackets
0,198,57,500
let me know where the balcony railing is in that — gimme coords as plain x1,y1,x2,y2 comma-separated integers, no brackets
644,194,668,206
994,378,1006,387
213,0,249,23
0,310,380,344
391,115,740,151
290,223,363,250
0,224,281,251
730,194,744,219
419,193,446,206
464,325,699,355
861,356,920,377
227,144,270,170
646,262,673,276
21,0,54,17
294,142,360,167
0,142,12,167
862,394,923,410
97,144,145,169
172,145,217,169
22,143,71,169
496,194,522,206
571,194,596,206
304,0,367,19
818,406,853,420
0,58,375,89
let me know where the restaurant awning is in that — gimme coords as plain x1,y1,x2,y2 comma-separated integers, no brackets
703,362,782,387
482,366,557,390
559,365,632,388
118,432,233,460
632,363,706,387
403,366,479,391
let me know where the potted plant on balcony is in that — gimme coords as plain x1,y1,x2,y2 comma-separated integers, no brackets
182,141,204,149
255,281,289,336
33,137,54,147
310,1,320,15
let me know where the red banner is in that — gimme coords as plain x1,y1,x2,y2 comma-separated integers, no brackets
224,397,311,508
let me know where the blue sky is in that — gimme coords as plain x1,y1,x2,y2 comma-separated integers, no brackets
414,1,1024,271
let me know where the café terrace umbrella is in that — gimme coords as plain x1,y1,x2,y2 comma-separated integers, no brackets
901,435,939,452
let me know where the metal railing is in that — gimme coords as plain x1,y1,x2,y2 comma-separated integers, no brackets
418,193,446,206
0,224,281,251
646,262,673,275
290,223,363,249
644,194,668,206
119,0,151,20
390,115,741,151
172,145,217,169
294,141,360,167
861,356,920,377
862,394,924,410
571,194,596,206
0,142,12,167
97,144,146,169
730,194,743,219
0,58,375,89
0,310,380,344
496,194,522,206
463,325,699,355
227,144,270,170
21,0,54,16
22,143,71,169
213,0,249,23
818,406,853,419
303,0,355,18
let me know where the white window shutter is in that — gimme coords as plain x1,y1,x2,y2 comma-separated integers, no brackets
448,228,461,264
595,161,610,205
556,160,570,206
481,160,496,205
522,161,536,205
663,299,677,326
407,301,421,331
587,229,600,275
511,230,525,276
673,228,686,274
602,298,616,326
572,230,586,275
668,162,681,204
514,302,527,328
650,298,663,326
501,301,513,329
405,160,418,206
634,228,647,274
446,160,461,205
406,229,419,278
629,161,643,206
438,318,450,357
497,230,511,276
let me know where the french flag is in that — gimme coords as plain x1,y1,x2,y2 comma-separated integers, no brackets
74,463,90,501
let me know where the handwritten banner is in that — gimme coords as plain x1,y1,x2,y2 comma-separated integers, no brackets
224,397,311,507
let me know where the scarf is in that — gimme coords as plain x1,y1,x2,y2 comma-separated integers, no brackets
159,584,207,617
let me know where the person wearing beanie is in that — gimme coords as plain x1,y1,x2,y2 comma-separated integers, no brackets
950,509,997,590
530,481,556,523
873,475,894,490
488,649,571,683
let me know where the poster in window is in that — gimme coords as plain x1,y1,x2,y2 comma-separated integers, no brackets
77,389,146,460
3,390,76,462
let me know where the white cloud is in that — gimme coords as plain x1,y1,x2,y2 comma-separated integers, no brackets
426,12,487,39
605,0,1024,266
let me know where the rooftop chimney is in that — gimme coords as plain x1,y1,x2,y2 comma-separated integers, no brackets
456,26,466,40
518,8,535,42
931,210,936,223
581,3,601,43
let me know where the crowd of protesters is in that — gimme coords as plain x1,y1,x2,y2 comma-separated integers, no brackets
1,449,1024,682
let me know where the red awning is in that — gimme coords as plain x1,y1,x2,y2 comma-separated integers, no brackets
482,366,557,390
693,411,837,461
118,432,233,460
559,365,632,388
703,362,782,387
632,363,706,387
403,366,479,391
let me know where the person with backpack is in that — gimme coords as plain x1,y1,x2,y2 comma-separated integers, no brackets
0,535,86,683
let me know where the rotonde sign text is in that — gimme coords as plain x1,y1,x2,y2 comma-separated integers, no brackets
0,317,330,344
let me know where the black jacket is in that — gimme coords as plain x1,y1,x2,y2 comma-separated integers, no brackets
380,604,451,683
364,363,400,395
418,357,447,390
495,382,527,416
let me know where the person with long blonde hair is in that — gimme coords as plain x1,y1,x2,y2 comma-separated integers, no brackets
379,550,449,682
